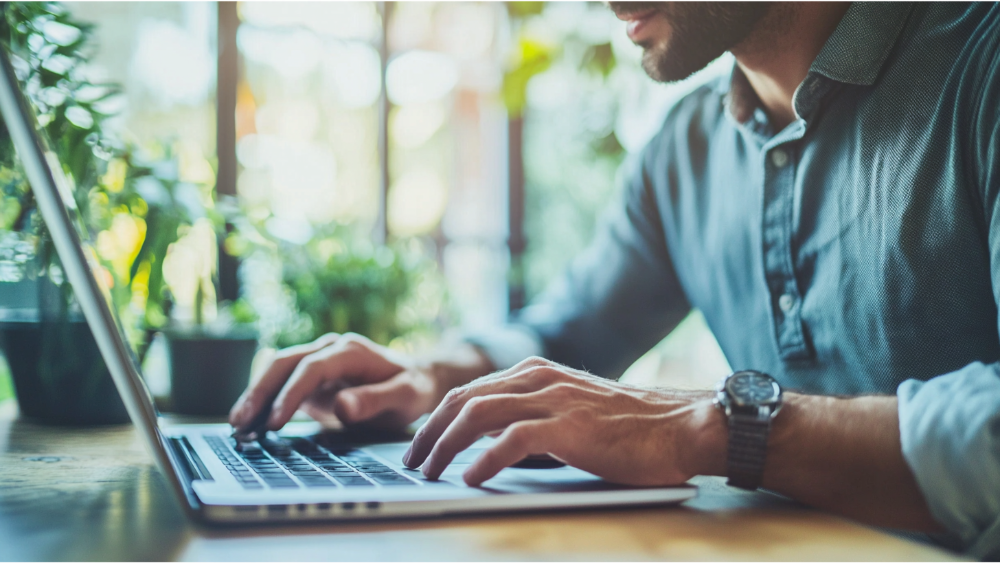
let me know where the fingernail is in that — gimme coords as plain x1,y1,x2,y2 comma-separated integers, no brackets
402,445,412,466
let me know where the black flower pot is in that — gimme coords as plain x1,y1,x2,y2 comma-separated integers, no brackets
0,318,130,425
162,327,258,416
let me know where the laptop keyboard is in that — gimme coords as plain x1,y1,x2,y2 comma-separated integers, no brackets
203,435,440,490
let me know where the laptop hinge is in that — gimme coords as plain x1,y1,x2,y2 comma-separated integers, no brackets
170,437,214,482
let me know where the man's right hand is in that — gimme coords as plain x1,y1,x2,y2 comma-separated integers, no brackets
228,332,493,433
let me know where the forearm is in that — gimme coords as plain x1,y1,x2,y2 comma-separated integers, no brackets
693,393,942,532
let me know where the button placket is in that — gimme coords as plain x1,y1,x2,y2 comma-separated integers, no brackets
760,143,809,360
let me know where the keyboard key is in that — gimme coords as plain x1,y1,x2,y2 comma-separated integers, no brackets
267,481,301,488
302,480,338,488
341,458,376,466
260,438,294,455
289,438,321,453
299,477,333,484
354,465,396,473
369,473,416,485
334,477,375,487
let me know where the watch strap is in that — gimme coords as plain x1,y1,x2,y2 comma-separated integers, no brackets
726,408,771,490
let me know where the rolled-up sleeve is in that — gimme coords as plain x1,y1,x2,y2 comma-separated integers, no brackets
898,41,1000,560
467,139,691,378
898,365,1000,558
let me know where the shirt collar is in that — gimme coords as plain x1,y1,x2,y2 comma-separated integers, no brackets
809,2,914,86
723,2,914,126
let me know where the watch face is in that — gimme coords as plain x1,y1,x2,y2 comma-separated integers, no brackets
725,371,780,406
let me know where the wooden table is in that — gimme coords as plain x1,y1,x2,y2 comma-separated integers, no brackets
0,401,959,562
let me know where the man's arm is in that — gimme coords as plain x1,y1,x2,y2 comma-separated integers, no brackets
759,394,941,532
478,142,692,377
402,357,943,533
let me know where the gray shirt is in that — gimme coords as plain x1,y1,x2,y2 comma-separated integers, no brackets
470,2,1000,557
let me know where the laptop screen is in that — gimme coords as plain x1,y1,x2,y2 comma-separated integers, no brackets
0,41,192,506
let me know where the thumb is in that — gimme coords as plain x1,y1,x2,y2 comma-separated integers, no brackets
334,373,416,424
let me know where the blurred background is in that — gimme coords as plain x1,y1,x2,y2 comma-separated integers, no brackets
0,2,731,412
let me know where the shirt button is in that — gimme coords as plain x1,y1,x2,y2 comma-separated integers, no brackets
778,293,795,313
771,149,789,168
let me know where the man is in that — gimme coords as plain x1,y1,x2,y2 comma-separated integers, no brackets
231,3,1000,557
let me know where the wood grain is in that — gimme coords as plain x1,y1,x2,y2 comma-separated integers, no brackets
0,400,960,561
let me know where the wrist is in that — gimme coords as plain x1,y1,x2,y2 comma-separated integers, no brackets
685,395,728,478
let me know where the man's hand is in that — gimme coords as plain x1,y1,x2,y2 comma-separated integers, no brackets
402,356,726,487
229,333,493,432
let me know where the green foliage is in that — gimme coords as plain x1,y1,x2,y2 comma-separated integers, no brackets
272,226,441,348
0,3,207,343
0,3,118,216
228,297,258,326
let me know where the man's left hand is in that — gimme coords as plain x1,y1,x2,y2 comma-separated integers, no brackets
402,356,726,486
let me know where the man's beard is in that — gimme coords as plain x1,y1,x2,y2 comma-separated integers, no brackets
610,2,773,83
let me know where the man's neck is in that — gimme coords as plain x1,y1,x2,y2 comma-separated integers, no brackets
732,2,851,131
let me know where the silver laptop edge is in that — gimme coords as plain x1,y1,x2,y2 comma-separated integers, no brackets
0,41,695,524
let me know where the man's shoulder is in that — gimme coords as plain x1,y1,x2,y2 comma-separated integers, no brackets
904,2,1000,74
903,2,1000,188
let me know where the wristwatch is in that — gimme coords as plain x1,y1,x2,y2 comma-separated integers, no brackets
714,370,783,490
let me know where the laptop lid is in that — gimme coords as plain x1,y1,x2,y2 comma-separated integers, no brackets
0,41,198,512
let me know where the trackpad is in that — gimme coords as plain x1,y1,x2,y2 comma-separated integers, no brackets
445,449,565,468
434,449,617,493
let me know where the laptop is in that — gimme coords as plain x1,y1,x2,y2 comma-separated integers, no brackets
0,42,696,524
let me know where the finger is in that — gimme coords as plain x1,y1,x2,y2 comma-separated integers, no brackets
421,394,550,479
267,336,403,428
333,371,419,424
229,333,339,427
404,364,563,468
463,420,550,486
300,401,345,429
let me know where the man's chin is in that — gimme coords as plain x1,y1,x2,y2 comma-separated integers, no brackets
630,2,773,83
640,42,722,84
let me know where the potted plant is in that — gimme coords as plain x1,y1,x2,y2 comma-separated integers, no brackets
159,218,259,416
246,223,445,350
